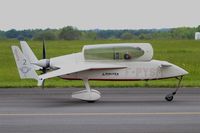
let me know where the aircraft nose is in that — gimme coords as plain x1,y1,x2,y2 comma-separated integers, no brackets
181,68,188,75
174,65,188,76
161,63,189,78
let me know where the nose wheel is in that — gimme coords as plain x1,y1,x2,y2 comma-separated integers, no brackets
165,76,183,102
165,93,174,101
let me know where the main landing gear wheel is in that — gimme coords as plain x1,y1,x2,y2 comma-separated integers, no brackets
165,76,183,102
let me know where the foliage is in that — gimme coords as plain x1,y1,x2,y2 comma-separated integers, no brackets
59,26,81,40
33,29,57,40
81,31,97,40
120,32,133,40
170,27,196,39
0,26,199,40
0,31,6,39
5,29,19,39
197,25,200,32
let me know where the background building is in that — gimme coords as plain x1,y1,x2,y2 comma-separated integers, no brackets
195,32,200,40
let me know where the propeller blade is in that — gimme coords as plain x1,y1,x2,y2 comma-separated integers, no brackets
42,80,45,90
42,67,47,74
42,39,46,59
42,39,47,74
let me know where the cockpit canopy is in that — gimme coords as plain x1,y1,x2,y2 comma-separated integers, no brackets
83,43,153,61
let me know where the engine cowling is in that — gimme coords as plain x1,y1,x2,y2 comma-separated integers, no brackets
35,59,50,68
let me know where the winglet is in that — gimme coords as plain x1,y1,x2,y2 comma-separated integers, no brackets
20,41,41,70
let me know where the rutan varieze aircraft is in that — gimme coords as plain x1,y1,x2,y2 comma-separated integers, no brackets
11,41,188,102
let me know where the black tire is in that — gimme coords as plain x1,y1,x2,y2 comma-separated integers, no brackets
86,100,96,103
165,94,174,102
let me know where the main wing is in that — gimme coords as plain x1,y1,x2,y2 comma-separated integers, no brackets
37,53,126,86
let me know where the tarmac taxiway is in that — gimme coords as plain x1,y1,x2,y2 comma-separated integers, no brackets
0,88,199,133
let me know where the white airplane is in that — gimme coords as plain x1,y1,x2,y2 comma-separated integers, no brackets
11,41,188,102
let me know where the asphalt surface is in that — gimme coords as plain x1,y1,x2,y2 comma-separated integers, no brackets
0,88,199,133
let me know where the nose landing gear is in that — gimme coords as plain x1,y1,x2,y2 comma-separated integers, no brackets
165,76,183,102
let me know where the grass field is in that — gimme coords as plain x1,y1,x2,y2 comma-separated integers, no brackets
0,39,200,88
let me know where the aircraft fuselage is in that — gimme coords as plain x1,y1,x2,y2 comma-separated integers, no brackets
60,60,188,81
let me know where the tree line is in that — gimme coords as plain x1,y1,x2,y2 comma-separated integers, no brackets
0,25,200,40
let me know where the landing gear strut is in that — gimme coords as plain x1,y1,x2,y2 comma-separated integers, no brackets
72,79,101,102
165,76,183,102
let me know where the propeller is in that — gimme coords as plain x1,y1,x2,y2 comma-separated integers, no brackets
34,39,50,89
41,39,48,89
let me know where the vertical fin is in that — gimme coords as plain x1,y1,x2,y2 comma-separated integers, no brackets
20,41,41,70
11,46,38,80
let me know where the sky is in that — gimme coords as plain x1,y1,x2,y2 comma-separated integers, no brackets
0,0,199,30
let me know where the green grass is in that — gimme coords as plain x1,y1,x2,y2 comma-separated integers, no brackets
0,39,200,88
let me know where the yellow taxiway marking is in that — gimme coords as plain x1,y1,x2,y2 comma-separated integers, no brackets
0,112,200,116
